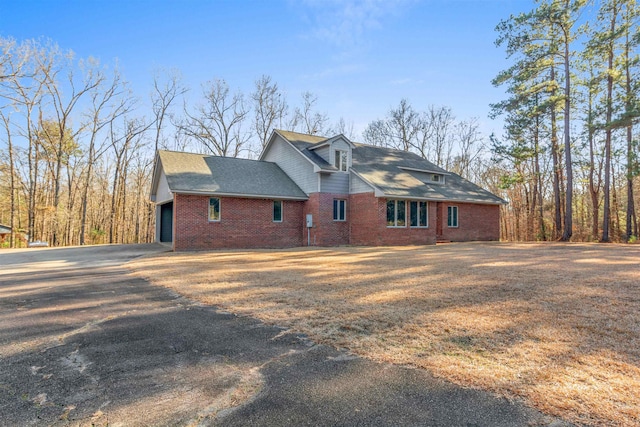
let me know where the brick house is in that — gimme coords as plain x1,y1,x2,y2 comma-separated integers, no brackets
150,130,505,250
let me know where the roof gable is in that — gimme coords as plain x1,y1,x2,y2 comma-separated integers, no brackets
266,130,338,172
256,129,505,205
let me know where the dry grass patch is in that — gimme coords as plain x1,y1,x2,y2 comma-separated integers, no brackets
129,242,640,426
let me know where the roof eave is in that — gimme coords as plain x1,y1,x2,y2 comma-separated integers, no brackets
378,193,505,205
307,141,330,151
315,166,339,173
173,189,308,201
258,130,279,161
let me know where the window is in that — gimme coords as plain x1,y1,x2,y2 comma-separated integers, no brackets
273,200,282,222
209,197,220,221
334,149,348,172
410,201,428,227
432,174,440,182
333,199,346,221
447,206,458,227
386,200,406,227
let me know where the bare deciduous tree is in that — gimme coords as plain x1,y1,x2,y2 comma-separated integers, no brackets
291,91,329,135
79,67,132,245
151,69,186,153
363,99,421,152
179,79,251,157
4,39,50,243
451,118,484,180
39,52,103,245
252,75,287,151
425,105,455,169
331,117,357,140
0,111,17,247
108,116,152,243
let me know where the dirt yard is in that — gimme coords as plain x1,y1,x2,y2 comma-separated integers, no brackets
129,242,640,426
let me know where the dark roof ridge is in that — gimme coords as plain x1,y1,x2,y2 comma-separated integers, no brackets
274,129,327,138
158,150,271,165
353,141,425,157
276,132,428,160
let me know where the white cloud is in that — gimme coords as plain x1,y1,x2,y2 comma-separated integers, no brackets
297,0,412,51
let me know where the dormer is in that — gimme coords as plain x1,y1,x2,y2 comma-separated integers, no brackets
307,134,355,173
399,166,448,185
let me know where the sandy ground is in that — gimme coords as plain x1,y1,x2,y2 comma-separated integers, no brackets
129,242,640,426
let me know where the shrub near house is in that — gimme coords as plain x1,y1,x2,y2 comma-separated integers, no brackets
150,130,505,250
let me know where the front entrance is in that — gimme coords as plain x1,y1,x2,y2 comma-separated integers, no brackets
160,202,173,243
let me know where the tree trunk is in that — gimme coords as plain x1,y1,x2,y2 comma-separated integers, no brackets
626,123,636,240
612,167,622,241
551,114,562,238
587,88,600,241
1,113,16,247
624,15,636,241
561,32,573,241
28,119,39,243
79,157,93,245
109,163,120,244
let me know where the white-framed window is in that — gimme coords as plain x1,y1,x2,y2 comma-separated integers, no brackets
273,200,283,222
447,205,458,227
334,149,348,172
209,197,220,221
410,201,428,227
333,199,346,221
386,200,406,227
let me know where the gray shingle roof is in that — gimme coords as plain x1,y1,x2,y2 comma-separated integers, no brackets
158,150,308,200
351,144,505,204
277,131,505,205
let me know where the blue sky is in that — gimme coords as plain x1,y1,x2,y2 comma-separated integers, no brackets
1,0,533,139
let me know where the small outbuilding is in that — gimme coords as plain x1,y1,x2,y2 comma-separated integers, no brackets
0,224,11,244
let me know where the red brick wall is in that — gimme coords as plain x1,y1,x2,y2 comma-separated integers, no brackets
437,202,500,242
174,194,304,250
303,193,350,246
349,193,382,245
349,193,437,246
171,193,500,250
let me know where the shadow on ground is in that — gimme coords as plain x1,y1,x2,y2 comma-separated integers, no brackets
0,244,570,426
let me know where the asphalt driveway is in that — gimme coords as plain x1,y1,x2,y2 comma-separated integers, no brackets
0,244,570,426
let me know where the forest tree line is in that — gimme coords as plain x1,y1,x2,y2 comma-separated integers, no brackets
491,0,639,242
1,0,639,248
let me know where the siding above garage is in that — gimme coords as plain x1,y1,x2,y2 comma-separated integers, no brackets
155,170,172,203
